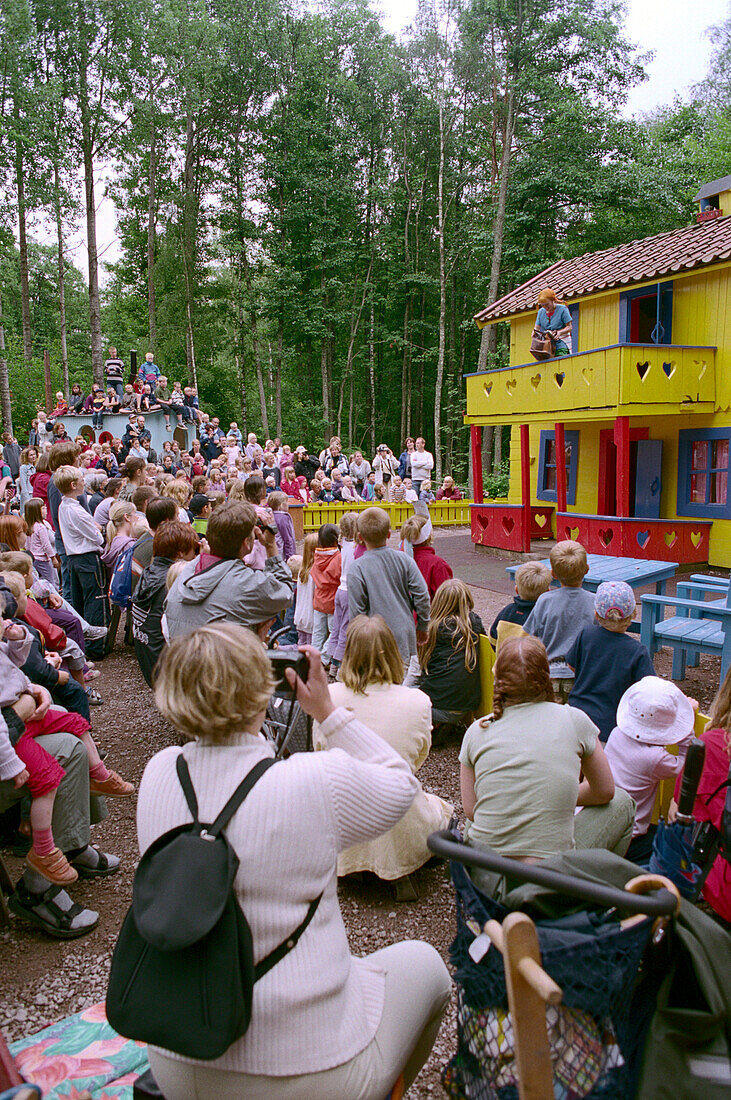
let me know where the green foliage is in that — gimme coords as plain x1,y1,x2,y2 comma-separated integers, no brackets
485,459,510,499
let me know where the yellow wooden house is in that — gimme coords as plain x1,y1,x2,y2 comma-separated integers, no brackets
465,176,731,568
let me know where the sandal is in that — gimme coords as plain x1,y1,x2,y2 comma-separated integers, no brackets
8,881,99,939
86,687,104,705
71,845,120,878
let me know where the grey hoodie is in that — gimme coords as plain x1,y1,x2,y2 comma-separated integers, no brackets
164,555,294,639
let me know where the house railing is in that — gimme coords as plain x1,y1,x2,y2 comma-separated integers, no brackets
298,499,473,532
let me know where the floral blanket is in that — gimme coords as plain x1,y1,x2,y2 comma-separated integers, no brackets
9,1002,149,1099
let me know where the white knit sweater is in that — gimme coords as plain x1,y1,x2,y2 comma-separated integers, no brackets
136,706,419,1075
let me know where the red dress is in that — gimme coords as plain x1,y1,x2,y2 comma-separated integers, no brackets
412,545,453,600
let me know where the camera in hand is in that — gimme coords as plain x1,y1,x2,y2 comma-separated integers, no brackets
256,518,278,535
267,650,309,696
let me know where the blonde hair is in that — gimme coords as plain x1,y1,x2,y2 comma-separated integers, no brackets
106,500,135,546
287,554,303,580
268,491,289,512
515,561,552,601
0,553,31,577
358,506,390,546
419,579,478,673
706,664,731,755
227,480,248,502
130,516,150,540
154,624,274,742
400,514,429,544
0,571,26,600
209,492,226,510
53,465,82,495
163,478,192,508
339,615,404,694
165,559,189,592
549,540,587,586
300,533,318,583
338,511,359,540
596,613,634,633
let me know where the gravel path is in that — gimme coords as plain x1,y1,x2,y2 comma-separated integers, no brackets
0,530,723,1097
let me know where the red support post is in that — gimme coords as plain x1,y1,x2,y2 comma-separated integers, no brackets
470,424,484,504
520,423,531,552
554,421,567,514
614,415,631,518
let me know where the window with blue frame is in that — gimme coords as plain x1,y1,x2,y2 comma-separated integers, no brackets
568,303,579,354
677,428,731,519
619,283,673,345
537,430,579,506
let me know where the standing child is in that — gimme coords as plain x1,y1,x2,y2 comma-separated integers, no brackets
489,561,552,642
523,540,595,702
327,512,358,675
361,471,377,501
566,581,655,742
348,507,430,672
399,515,452,600
268,491,297,561
24,498,59,587
605,676,696,864
294,533,318,645
311,524,341,664
189,493,211,534
55,465,109,630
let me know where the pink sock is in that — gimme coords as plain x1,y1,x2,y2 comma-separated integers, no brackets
33,827,55,856
90,761,111,782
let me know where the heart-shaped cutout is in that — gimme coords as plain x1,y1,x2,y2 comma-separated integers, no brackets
483,381,493,397
636,530,650,549
505,378,516,394
582,367,593,386
664,530,677,548
555,371,565,388
476,515,490,532
599,527,614,547
695,360,707,381
565,526,580,540
502,516,515,535
636,361,650,380
530,373,541,390
535,514,547,527
690,530,703,548
662,361,676,378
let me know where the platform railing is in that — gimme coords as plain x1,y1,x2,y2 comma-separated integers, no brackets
300,498,473,531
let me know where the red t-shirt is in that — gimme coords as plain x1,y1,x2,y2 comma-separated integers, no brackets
674,727,730,922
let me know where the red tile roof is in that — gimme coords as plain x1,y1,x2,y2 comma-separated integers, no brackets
474,216,731,325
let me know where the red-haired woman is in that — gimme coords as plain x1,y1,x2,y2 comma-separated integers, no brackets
535,288,572,357
459,636,634,889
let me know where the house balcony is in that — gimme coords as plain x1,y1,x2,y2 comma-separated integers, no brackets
465,343,717,424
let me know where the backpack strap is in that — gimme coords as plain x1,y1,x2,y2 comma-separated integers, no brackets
175,753,277,838
704,776,731,806
254,891,323,982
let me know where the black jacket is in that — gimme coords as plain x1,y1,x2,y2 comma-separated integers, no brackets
417,611,485,714
132,556,172,686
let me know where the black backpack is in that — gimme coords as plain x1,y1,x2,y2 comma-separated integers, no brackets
106,753,321,1060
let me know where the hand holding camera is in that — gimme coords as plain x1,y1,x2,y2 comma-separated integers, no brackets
281,646,334,725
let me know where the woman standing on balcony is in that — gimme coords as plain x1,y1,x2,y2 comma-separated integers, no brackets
535,288,572,357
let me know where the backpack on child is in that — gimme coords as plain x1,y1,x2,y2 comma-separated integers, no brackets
109,543,136,608
106,753,322,1059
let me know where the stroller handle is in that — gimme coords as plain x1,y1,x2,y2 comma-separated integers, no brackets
427,831,679,917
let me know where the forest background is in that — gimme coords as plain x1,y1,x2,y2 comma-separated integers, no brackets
1,0,730,485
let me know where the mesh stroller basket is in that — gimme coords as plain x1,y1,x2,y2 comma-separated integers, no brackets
444,858,655,1100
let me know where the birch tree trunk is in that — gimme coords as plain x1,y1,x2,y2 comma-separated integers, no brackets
54,162,69,398
0,292,13,435
434,102,447,482
368,302,376,455
276,321,283,438
183,111,198,386
147,73,157,349
14,102,32,367
77,37,103,385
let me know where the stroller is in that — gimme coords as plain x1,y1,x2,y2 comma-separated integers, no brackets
261,625,313,758
428,752,731,1100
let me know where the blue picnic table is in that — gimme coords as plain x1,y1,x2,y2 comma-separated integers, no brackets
506,554,679,596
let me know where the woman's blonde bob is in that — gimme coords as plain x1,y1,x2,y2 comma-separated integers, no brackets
154,623,275,742
339,614,404,694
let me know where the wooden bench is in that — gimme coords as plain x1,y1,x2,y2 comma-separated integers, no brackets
640,589,731,682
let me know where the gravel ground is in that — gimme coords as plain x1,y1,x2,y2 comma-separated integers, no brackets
0,531,724,1097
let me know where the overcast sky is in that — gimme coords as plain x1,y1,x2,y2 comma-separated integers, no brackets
36,0,730,283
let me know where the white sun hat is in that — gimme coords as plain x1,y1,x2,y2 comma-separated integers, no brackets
616,676,695,746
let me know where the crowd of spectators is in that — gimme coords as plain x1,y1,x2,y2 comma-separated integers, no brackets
0,353,725,1098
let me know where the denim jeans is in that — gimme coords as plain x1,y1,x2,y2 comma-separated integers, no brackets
55,533,71,603
107,380,124,399
92,412,104,429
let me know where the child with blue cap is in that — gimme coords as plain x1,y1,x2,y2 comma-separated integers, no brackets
565,580,655,741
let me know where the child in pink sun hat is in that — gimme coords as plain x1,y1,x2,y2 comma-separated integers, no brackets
605,676,697,864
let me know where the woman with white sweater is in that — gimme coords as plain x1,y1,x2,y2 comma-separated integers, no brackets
315,614,453,900
138,624,451,1099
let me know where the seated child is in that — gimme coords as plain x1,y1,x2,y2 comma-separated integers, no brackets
293,533,317,645
311,524,341,665
361,471,377,501
327,512,358,674
243,477,276,571
189,492,211,534
277,555,301,646
524,540,595,702
489,561,552,642
417,579,485,738
605,676,696,864
390,475,406,502
566,581,655,742
402,478,418,504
